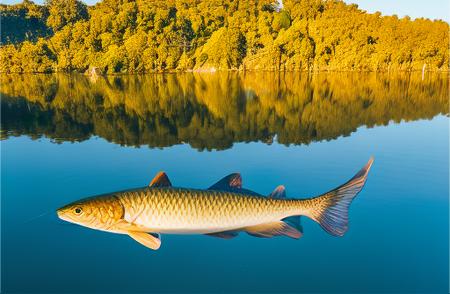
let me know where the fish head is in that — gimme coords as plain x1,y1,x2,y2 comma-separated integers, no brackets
56,196,124,231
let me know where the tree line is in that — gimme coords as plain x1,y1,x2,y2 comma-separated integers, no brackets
1,72,448,149
0,0,448,73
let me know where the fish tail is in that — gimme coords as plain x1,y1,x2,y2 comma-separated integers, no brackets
301,157,374,236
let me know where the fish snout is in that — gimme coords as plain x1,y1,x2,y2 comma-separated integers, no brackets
56,208,64,220
56,207,71,222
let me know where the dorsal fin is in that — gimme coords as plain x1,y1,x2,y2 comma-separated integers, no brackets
149,171,172,187
269,185,286,198
208,173,242,191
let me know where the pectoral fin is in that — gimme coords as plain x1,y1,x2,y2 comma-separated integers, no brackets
245,221,302,239
128,231,161,250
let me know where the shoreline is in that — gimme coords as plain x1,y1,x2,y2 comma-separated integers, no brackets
1,68,449,76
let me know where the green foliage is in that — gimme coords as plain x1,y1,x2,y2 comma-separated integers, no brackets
45,0,88,31
1,0,448,73
0,39,56,73
273,11,291,31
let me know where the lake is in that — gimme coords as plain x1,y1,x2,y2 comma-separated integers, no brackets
1,72,449,293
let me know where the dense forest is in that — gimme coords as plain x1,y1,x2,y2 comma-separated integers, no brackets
0,0,448,73
1,72,448,149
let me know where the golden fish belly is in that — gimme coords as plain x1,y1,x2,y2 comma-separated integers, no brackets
117,187,300,234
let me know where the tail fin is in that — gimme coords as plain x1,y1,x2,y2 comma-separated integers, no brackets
306,157,374,236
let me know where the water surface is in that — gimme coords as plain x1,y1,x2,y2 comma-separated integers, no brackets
1,72,449,293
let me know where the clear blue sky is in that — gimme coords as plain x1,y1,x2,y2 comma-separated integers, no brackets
1,0,448,22
346,0,449,22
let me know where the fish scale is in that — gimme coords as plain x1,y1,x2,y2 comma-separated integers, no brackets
116,187,297,233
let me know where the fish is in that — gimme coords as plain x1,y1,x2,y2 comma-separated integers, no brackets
57,158,374,250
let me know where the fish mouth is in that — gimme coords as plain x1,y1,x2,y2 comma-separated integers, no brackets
56,209,70,222
56,202,75,220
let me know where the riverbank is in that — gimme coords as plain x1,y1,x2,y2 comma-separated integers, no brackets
1,0,448,75
1,66,449,76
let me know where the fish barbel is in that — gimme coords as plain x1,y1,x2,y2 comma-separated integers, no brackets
57,158,373,250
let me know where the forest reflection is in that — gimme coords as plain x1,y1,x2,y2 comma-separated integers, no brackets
1,72,448,151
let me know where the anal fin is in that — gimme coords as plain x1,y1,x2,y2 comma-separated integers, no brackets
282,216,303,234
245,221,302,239
128,231,161,250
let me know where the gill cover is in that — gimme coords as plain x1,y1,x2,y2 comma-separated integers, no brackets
56,195,125,231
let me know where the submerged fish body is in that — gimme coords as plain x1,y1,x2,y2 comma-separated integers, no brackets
57,158,374,250
99,187,301,234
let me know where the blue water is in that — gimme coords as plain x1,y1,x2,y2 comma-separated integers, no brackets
2,116,448,293
1,73,449,293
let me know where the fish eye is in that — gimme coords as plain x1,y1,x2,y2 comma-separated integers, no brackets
74,207,83,215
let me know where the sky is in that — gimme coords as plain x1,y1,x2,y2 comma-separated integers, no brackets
0,0,449,22
346,0,449,22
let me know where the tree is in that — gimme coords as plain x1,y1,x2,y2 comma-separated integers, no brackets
45,0,88,31
0,0,448,73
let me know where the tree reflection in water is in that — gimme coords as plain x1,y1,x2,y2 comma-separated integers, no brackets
1,72,448,151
